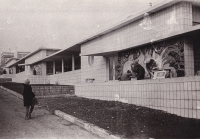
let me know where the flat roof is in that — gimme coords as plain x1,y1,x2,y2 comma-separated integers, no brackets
82,24,200,56
73,0,200,47
34,0,200,59
10,0,200,65
7,47,60,68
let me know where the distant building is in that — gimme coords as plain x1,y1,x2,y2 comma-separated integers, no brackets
1,52,14,66
5,47,60,79
0,51,30,67
16,52,30,59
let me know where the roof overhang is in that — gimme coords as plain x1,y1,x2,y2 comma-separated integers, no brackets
29,45,81,65
7,47,60,68
7,59,25,68
18,64,30,66
47,0,200,58
75,0,200,47
80,24,200,56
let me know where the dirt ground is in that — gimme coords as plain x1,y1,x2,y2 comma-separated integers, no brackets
38,96,200,139
0,89,101,139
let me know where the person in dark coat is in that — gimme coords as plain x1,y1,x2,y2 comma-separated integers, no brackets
23,79,35,119
146,59,157,78
33,68,36,75
3,69,6,74
131,62,145,80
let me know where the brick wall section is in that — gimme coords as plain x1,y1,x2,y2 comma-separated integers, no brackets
75,76,200,119
32,85,74,96
0,78,12,83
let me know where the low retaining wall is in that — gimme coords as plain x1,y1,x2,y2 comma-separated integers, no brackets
12,74,50,84
32,85,75,96
75,76,200,119
0,78,12,83
49,70,81,85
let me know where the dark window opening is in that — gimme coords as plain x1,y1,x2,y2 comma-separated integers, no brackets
74,56,81,70
64,58,72,72
46,61,53,75
55,61,62,74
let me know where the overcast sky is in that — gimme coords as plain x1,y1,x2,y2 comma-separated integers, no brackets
0,0,162,53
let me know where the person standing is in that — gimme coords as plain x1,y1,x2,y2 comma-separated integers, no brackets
23,79,35,120
33,68,36,75
131,61,145,80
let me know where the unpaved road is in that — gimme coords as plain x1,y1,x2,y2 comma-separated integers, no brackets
0,88,101,139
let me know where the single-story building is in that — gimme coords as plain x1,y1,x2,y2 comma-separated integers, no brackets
3,0,200,119
5,47,61,84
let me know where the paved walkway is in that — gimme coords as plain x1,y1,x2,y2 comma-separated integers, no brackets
0,88,101,139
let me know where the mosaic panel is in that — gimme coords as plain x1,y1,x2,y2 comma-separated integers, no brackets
118,38,185,79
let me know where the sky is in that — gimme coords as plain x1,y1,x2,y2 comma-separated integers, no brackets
0,0,162,53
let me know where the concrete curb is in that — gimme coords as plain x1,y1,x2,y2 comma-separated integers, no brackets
0,86,23,99
54,110,122,139
0,86,122,139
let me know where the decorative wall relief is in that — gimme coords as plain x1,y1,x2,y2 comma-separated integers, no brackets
118,38,184,79
34,64,42,75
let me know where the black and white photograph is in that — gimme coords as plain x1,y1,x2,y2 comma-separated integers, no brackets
0,0,200,138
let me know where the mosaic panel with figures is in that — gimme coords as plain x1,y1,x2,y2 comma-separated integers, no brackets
33,63,42,75
117,38,185,79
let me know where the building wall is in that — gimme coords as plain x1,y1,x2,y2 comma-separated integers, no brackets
46,50,59,56
5,59,18,68
12,72,50,84
81,2,192,56
76,76,200,119
184,37,194,76
25,50,46,64
1,54,14,66
81,56,107,83
12,71,27,83
17,52,29,59
49,70,81,85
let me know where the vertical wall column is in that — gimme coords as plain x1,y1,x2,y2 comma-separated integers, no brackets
53,61,55,74
25,66,31,75
5,68,9,74
42,62,47,75
72,54,75,71
62,58,64,73
184,37,194,76
12,66,16,74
